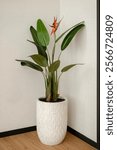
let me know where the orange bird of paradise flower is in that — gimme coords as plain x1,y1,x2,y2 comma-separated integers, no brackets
50,17,62,35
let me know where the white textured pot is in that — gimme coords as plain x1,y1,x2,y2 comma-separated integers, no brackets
36,97,68,146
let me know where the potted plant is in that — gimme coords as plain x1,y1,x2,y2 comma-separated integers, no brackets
16,17,85,145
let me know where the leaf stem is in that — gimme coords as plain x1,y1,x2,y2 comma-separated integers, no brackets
52,34,56,63
42,72,47,94
46,47,51,65
58,72,62,83
45,67,48,80
58,51,62,60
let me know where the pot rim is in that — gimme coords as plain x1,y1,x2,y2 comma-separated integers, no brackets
37,96,67,104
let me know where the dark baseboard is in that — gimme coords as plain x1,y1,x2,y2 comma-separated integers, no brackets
67,126,98,149
0,126,98,149
0,126,36,138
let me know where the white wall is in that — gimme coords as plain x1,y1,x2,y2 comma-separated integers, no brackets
60,0,97,142
0,0,59,132
0,0,97,143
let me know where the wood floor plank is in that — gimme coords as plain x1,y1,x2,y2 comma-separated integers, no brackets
0,131,97,150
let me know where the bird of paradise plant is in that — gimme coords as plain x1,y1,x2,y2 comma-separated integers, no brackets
16,17,85,102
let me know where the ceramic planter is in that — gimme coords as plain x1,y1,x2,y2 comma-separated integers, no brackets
36,97,68,145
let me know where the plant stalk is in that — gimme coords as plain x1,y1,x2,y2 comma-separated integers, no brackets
46,47,51,65
42,72,47,96
58,51,62,60
52,34,56,63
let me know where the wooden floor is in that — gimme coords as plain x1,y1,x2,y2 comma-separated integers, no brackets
0,131,97,150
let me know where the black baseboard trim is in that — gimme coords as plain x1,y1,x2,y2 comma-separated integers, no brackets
67,126,98,149
0,126,36,138
0,126,98,149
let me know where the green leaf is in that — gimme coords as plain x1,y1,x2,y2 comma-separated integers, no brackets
16,60,43,72
55,21,84,43
30,26,39,45
27,39,48,60
61,24,85,50
30,54,48,67
27,39,46,50
29,27,48,59
37,19,50,46
36,45,48,60
49,60,60,72
61,64,78,72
